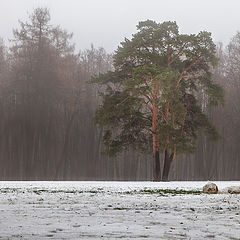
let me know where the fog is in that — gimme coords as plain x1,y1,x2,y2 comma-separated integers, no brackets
1,0,240,52
1,4,239,239
0,1,240,181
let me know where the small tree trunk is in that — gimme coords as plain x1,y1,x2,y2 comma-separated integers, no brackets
162,149,174,181
153,150,161,181
152,95,161,181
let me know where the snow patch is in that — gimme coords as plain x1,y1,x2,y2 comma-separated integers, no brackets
0,181,239,239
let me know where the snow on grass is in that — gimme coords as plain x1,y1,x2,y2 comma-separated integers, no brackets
0,181,239,239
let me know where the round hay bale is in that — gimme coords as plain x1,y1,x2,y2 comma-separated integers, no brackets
203,182,218,194
227,186,240,194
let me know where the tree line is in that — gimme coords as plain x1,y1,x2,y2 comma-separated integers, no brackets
0,8,239,180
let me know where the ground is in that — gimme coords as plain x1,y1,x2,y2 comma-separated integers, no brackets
0,181,239,239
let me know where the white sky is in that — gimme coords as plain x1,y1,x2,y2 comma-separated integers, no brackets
1,0,240,53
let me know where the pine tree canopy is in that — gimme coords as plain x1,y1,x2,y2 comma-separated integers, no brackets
91,20,224,157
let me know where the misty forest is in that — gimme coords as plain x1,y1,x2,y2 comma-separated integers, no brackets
0,7,239,181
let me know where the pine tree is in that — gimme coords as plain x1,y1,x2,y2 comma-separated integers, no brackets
92,20,224,181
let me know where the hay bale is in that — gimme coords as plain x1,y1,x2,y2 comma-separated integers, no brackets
203,182,218,194
227,186,240,194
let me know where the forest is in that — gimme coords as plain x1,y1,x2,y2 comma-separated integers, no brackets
0,7,239,181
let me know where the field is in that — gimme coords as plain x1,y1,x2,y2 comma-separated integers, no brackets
0,181,239,239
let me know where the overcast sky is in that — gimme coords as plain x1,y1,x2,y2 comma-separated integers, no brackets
1,0,240,53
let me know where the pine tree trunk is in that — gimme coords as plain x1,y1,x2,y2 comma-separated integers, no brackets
162,149,174,181
152,93,161,181
153,150,161,181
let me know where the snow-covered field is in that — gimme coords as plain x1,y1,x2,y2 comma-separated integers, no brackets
0,181,239,239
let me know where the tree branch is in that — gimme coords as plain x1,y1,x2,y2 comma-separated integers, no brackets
177,57,201,85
